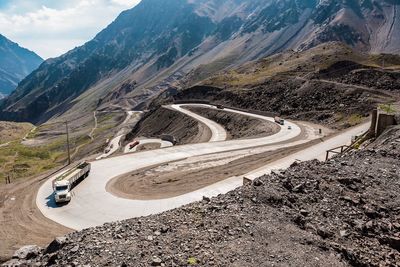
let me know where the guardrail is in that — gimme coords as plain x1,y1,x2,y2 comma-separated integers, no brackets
325,129,370,161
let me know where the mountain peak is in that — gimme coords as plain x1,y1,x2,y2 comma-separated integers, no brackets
0,34,43,97
0,0,399,124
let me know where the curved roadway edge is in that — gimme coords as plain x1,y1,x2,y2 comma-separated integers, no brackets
36,104,366,230
169,104,227,142
123,104,228,153
96,111,143,160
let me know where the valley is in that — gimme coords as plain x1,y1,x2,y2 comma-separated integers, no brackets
1,0,400,266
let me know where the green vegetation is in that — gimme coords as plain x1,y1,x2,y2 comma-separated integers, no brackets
0,121,33,144
0,112,124,183
348,114,363,126
187,257,197,265
0,140,64,182
203,43,400,88
379,104,396,114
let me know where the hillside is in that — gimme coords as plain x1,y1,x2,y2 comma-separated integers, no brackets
1,0,399,124
168,42,400,128
0,34,43,97
5,124,400,266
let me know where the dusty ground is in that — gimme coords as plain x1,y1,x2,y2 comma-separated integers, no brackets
0,121,33,144
0,169,72,262
185,106,280,140
12,126,400,267
107,141,321,200
136,143,161,152
106,119,331,200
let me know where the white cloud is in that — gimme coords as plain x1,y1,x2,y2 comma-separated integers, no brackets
0,0,141,59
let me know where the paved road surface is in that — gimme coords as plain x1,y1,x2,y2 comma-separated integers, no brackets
96,135,123,160
170,104,227,142
36,104,367,230
96,111,143,159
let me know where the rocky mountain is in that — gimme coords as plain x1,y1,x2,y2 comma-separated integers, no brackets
0,0,399,124
0,34,43,97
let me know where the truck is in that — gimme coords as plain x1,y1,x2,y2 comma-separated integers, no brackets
274,116,285,125
53,162,91,204
129,140,140,149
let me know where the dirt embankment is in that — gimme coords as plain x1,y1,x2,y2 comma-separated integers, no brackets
125,107,211,145
184,106,280,140
11,126,400,266
174,77,393,129
314,61,400,91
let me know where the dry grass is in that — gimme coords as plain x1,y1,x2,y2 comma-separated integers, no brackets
0,112,124,183
0,121,33,144
202,42,400,88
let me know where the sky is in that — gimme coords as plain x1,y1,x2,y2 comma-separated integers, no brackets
0,0,141,59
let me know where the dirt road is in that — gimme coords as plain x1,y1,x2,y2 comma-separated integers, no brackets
0,172,71,262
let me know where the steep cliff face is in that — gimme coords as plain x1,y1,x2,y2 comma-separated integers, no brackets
1,0,399,124
0,34,43,97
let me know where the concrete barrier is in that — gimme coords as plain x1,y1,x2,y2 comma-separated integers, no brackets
376,113,396,137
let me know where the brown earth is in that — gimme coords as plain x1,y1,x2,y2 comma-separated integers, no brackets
106,140,322,200
184,106,280,140
173,77,394,129
13,126,400,267
161,48,400,130
0,121,33,144
0,169,72,262
125,107,211,145
136,143,161,152
106,118,332,201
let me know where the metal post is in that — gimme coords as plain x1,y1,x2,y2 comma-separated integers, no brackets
65,121,71,165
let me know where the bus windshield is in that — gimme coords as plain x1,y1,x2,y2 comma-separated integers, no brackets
55,185,68,191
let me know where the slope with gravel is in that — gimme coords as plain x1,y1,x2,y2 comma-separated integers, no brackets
125,107,212,145
6,123,400,266
184,106,280,140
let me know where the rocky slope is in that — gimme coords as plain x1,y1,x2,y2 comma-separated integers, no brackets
4,124,400,267
169,43,400,129
0,34,43,97
1,0,399,124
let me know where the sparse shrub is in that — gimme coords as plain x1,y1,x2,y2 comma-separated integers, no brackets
348,114,363,126
188,257,197,265
379,104,396,114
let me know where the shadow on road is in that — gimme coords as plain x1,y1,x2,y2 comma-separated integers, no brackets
45,193,68,208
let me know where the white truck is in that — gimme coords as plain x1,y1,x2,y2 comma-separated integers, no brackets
53,162,91,204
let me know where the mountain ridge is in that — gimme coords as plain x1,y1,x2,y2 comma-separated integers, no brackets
0,34,43,97
1,0,399,124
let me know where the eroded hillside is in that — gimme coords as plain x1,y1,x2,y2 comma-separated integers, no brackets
171,43,400,128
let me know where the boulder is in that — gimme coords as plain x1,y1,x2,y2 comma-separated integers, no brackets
44,236,67,254
12,245,41,260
